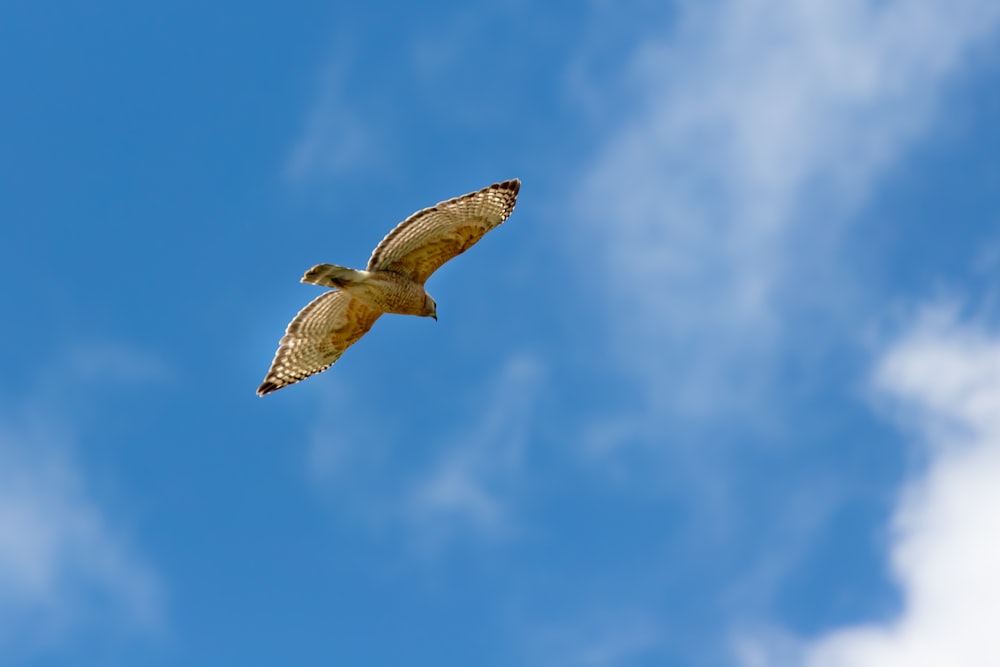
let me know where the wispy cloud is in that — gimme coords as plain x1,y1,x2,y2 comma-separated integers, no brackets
570,0,1000,425
308,355,543,552
283,51,384,185
738,302,1000,666
0,428,162,647
520,609,665,667
406,3,533,128
403,356,542,550
0,344,165,658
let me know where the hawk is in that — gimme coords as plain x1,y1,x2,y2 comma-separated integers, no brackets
257,179,521,396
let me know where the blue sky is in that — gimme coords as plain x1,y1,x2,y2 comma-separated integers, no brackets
3,1,1000,665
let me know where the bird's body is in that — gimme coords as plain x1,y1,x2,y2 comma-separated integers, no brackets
301,265,435,317
257,179,520,396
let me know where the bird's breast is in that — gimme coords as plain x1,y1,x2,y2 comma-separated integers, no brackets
354,271,428,316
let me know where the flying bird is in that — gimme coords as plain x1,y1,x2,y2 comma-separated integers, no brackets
257,179,521,396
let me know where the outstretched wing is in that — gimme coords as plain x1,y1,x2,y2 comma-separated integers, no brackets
257,291,382,396
367,179,520,284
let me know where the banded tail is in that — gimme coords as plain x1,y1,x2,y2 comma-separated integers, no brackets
301,264,370,289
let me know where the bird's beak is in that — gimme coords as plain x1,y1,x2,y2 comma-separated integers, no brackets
432,314,438,321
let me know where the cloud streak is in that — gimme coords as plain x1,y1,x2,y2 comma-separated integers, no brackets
0,344,165,657
308,354,544,553
571,0,1000,423
0,428,161,648
403,356,542,549
284,53,384,186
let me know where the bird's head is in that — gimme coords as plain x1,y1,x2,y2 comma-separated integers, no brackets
423,293,438,321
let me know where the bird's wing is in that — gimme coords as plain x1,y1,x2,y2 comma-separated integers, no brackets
366,179,520,284
257,290,382,396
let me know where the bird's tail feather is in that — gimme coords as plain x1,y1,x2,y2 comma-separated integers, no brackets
301,264,369,289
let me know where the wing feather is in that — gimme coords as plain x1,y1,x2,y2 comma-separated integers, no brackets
257,291,382,395
366,179,520,283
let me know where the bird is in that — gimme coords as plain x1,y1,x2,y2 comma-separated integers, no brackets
257,179,521,396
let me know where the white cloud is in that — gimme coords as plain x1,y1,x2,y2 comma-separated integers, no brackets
571,0,1000,422
308,355,543,552
738,303,1000,666
0,345,164,656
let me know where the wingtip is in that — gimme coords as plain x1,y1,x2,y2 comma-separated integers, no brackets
498,178,520,194
256,380,282,397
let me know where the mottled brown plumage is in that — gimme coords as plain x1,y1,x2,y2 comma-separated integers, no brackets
257,179,520,396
